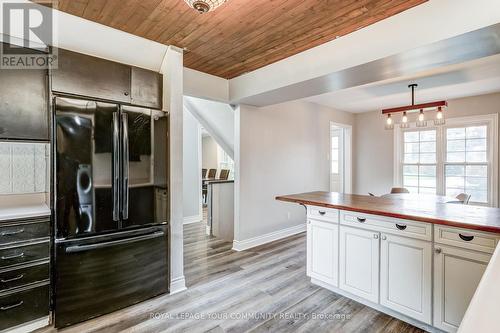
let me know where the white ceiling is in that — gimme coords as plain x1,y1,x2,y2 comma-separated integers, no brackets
305,55,500,113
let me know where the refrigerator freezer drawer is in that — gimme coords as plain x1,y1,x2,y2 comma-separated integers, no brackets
55,228,168,328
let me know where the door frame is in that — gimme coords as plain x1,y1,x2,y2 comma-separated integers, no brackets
330,121,352,194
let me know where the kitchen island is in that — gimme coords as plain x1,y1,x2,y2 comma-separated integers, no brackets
276,191,500,333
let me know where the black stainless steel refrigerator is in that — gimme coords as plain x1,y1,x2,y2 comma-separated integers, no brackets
53,97,169,328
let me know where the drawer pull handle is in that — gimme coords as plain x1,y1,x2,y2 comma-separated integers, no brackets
1,252,24,260
395,224,407,230
0,301,23,311
318,211,326,216
357,217,366,223
459,234,474,242
0,274,24,283
0,229,24,236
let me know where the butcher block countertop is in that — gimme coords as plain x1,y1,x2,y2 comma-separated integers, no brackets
276,191,500,234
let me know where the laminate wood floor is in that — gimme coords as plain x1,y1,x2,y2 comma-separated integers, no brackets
38,221,424,333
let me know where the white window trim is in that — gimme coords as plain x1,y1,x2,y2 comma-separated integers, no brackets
330,121,353,194
394,114,498,207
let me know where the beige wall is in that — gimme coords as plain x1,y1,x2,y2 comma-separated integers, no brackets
202,136,218,170
235,101,354,242
353,92,500,199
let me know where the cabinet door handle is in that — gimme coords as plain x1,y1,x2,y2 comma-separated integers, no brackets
357,217,366,223
0,274,24,283
1,252,24,260
395,224,407,230
381,235,387,240
373,234,379,239
318,211,326,216
0,229,24,236
435,248,442,254
0,301,23,311
459,234,474,242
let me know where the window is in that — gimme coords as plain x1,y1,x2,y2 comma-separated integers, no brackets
402,130,437,194
217,146,234,179
395,115,498,206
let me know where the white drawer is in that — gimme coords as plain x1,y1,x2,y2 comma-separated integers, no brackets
434,225,500,253
340,211,432,241
307,206,338,223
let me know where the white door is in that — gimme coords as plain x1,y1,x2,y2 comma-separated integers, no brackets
434,245,491,332
307,219,338,286
380,234,432,324
330,127,344,193
339,226,379,303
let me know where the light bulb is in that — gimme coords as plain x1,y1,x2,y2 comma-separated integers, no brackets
386,114,393,125
402,112,408,123
418,109,425,122
436,107,443,120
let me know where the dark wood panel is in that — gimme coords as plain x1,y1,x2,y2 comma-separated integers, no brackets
0,221,49,246
0,242,49,269
48,0,428,78
0,284,49,331
276,191,500,233
0,262,49,292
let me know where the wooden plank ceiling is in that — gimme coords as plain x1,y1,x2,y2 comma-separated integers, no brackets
50,0,427,79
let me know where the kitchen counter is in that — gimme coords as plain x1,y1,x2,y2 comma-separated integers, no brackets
0,203,50,221
276,191,500,233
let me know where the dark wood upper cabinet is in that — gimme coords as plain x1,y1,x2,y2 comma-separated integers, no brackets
51,49,131,103
131,66,162,109
0,48,49,140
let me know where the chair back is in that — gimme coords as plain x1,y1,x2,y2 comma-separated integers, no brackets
390,187,410,194
202,168,207,178
455,193,471,204
207,169,217,178
219,169,230,180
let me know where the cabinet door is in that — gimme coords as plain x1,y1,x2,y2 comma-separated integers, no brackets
380,234,432,324
131,67,162,109
339,226,379,303
434,245,491,332
0,48,48,140
52,48,131,103
307,219,338,286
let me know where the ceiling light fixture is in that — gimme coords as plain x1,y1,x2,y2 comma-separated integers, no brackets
184,0,227,13
382,84,447,130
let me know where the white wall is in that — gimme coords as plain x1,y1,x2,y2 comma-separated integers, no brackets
183,111,201,222
202,136,218,170
234,101,354,243
353,92,500,197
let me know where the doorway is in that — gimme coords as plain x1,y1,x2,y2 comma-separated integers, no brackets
330,122,352,193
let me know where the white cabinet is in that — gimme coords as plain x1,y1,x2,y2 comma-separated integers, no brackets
433,245,491,332
307,219,338,286
339,226,379,303
380,234,432,324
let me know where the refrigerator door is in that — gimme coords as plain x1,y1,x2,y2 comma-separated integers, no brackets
55,97,120,239
120,106,168,229
54,226,168,328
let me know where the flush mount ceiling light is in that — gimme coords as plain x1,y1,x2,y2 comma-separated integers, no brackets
382,84,448,130
184,0,227,13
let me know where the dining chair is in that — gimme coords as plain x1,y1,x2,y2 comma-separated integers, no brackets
390,187,410,194
207,169,217,178
202,168,207,178
455,193,471,204
219,169,230,180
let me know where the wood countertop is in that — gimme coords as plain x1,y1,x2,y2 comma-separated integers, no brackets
276,191,500,234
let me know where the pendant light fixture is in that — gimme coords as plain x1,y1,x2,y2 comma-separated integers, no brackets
184,0,227,13
381,84,447,130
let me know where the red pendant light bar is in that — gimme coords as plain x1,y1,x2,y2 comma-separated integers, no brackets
382,100,448,114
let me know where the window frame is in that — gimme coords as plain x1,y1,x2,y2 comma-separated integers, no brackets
394,114,498,206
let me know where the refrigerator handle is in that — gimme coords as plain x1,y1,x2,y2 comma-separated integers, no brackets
122,113,130,220
112,112,120,222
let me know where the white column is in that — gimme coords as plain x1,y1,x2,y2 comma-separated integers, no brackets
160,45,186,294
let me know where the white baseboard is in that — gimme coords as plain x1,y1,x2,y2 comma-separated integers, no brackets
232,224,306,252
183,214,202,224
169,276,187,294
